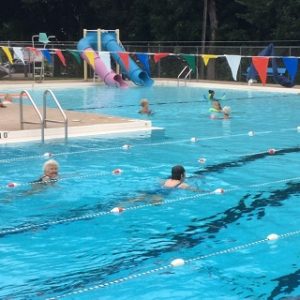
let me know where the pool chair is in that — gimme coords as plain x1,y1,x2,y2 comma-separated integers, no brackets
31,33,56,82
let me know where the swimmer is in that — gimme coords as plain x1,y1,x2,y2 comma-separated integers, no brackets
3,94,13,104
139,98,153,115
32,159,59,184
163,165,189,189
208,90,222,112
222,106,231,119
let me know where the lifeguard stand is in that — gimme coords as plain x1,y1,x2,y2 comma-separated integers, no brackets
31,33,56,82
82,29,120,81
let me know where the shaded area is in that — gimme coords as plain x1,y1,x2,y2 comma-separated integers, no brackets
268,269,300,300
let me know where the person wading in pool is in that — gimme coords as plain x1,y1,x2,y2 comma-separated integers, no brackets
32,159,59,184
163,165,190,189
208,90,223,112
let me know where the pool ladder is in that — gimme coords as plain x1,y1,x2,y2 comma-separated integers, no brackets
20,89,68,143
177,65,193,86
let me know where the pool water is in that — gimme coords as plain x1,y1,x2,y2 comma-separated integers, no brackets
1,85,300,299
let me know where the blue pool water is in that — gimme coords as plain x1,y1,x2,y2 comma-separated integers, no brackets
1,85,300,299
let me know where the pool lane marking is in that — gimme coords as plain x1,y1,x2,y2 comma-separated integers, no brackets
0,126,298,164
1,143,298,191
45,229,300,300
1,176,300,237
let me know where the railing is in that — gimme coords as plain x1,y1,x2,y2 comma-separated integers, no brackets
177,66,192,86
19,90,44,142
43,89,68,142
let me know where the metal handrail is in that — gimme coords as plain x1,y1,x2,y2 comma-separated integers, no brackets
19,90,45,143
43,89,68,141
184,69,193,86
177,66,188,86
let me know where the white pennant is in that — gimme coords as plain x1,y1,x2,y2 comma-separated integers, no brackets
225,55,241,81
13,47,25,64
98,51,111,71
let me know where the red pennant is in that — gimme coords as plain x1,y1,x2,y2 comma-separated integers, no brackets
26,47,40,56
154,53,169,63
55,49,66,66
252,56,269,85
118,52,129,71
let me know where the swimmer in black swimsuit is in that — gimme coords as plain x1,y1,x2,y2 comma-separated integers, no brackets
164,165,190,189
31,159,59,185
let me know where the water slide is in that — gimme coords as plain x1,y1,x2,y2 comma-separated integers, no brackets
247,43,295,87
77,31,153,87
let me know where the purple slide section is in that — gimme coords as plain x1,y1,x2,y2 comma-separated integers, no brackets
82,48,128,88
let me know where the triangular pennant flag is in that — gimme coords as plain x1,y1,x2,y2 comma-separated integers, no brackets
1,46,13,64
136,53,151,75
41,49,52,63
283,57,298,82
252,56,269,85
84,50,95,68
99,51,111,71
68,50,81,65
55,49,66,66
13,47,25,64
26,47,40,56
225,55,241,81
118,52,129,71
154,53,169,63
202,54,218,66
181,54,196,72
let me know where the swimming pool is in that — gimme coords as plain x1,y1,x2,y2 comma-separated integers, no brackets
1,84,300,299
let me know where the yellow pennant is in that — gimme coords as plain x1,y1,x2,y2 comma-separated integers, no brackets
84,50,95,69
1,46,13,64
202,54,219,66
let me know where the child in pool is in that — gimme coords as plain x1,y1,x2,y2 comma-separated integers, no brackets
139,98,153,115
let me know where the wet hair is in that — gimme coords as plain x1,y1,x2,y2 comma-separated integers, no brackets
140,98,149,107
43,159,59,173
171,165,185,180
223,106,231,115
208,90,215,94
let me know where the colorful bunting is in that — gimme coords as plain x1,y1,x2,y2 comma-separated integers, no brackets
202,54,218,66
68,50,81,65
41,49,52,63
154,53,169,63
1,46,13,64
225,55,241,81
26,47,40,56
181,54,196,72
55,49,66,66
283,57,298,82
118,52,129,71
84,50,95,68
136,53,150,75
12,47,25,64
252,56,269,85
99,51,111,71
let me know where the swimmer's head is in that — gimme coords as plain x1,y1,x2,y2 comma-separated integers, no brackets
171,165,186,180
223,106,231,115
4,94,12,102
140,98,149,107
208,90,215,95
43,159,59,178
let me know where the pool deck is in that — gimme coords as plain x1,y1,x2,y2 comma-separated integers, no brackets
0,91,154,144
0,78,299,144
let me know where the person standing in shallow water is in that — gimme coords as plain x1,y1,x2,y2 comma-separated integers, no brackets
139,98,153,115
163,165,189,189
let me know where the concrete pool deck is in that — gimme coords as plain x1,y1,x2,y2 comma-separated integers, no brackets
0,78,299,144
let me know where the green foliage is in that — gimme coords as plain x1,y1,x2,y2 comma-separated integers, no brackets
0,0,300,42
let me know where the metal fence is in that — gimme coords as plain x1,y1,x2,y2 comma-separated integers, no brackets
0,40,299,84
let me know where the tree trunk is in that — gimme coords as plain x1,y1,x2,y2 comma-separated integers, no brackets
207,0,218,80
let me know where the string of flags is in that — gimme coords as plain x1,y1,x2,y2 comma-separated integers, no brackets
0,45,299,85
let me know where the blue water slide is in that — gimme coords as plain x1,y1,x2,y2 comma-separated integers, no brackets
101,32,154,87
